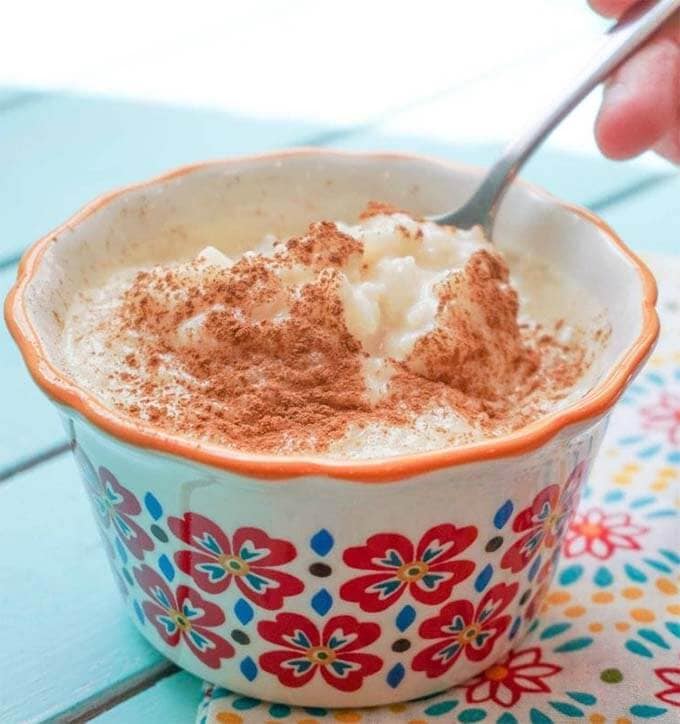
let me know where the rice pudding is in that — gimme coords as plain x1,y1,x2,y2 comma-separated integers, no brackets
64,202,596,458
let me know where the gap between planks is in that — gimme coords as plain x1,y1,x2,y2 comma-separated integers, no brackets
53,661,178,723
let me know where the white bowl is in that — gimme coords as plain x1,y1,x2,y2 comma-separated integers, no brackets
5,149,658,707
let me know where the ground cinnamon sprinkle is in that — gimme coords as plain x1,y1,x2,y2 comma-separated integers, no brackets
100,205,591,455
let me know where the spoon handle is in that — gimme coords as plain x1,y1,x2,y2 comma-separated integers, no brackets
433,0,680,233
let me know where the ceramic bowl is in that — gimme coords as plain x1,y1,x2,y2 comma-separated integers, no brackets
5,150,658,707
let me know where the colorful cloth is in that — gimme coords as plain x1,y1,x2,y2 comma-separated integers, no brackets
197,255,680,723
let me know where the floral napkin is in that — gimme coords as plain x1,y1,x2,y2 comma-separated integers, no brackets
197,255,680,724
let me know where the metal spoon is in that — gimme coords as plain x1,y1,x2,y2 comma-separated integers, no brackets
431,0,680,237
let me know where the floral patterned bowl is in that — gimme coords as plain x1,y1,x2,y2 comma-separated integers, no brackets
5,150,658,707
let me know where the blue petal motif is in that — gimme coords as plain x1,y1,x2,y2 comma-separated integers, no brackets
421,572,446,590
493,500,514,529
559,564,584,586
286,658,313,675
457,710,487,723
379,549,404,568
396,604,416,632
631,496,656,509
604,489,625,503
330,659,356,677
232,697,261,710
553,637,593,653
644,558,673,573
386,663,405,688
158,615,179,636
436,641,460,664
528,555,542,582
196,562,229,583
474,564,493,593
310,529,334,556
549,701,583,717
424,700,458,716
311,589,333,616
114,537,128,564
234,598,254,625
593,566,613,587
371,578,402,598
240,656,258,682
188,628,211,651
152,585,172,609
327,633,350,650
243,571,272,592
182,600,201,620
158,554,175,582
540,623,571,640
529,709,554,724
638,444,662,459
629,704,668,718
566,692,596,705
289,628,312,650
638,629,670,649
196,532,223,556
625,640,653,658
666,622,680,639
144,492,163,520
624,563,647,582
659,549,680,565
268,703,291,718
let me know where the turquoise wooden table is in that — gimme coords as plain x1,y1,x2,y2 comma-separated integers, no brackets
1,70,678,723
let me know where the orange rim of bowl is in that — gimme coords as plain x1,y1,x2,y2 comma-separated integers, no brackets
4,148,660,483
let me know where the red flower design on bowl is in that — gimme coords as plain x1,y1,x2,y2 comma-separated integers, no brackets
134,564,234,669
258,613,382,691
501,461,586,574
168,512,304,610
76,446,154,561
412,581,517,678
340,523,477,612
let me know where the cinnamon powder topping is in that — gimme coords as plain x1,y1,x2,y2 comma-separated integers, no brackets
73,205,592,457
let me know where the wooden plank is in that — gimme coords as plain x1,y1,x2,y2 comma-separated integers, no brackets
0,11,609,268
597,175,680,255
0,455,166,724
0,266,66,473
0,89,45,112
0,93,334,264
90,672,202,724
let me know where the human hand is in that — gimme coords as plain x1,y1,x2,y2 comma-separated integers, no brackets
589,0,679,162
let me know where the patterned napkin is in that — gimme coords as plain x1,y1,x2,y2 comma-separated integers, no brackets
197,255,680,724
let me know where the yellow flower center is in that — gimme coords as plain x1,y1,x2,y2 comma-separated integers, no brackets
306,646,336,666
173,611,191,631
545,511,560,531
485,664,509,682
577,522,603,538
219,555,250,576
397,561,428,582
458,623,481,645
